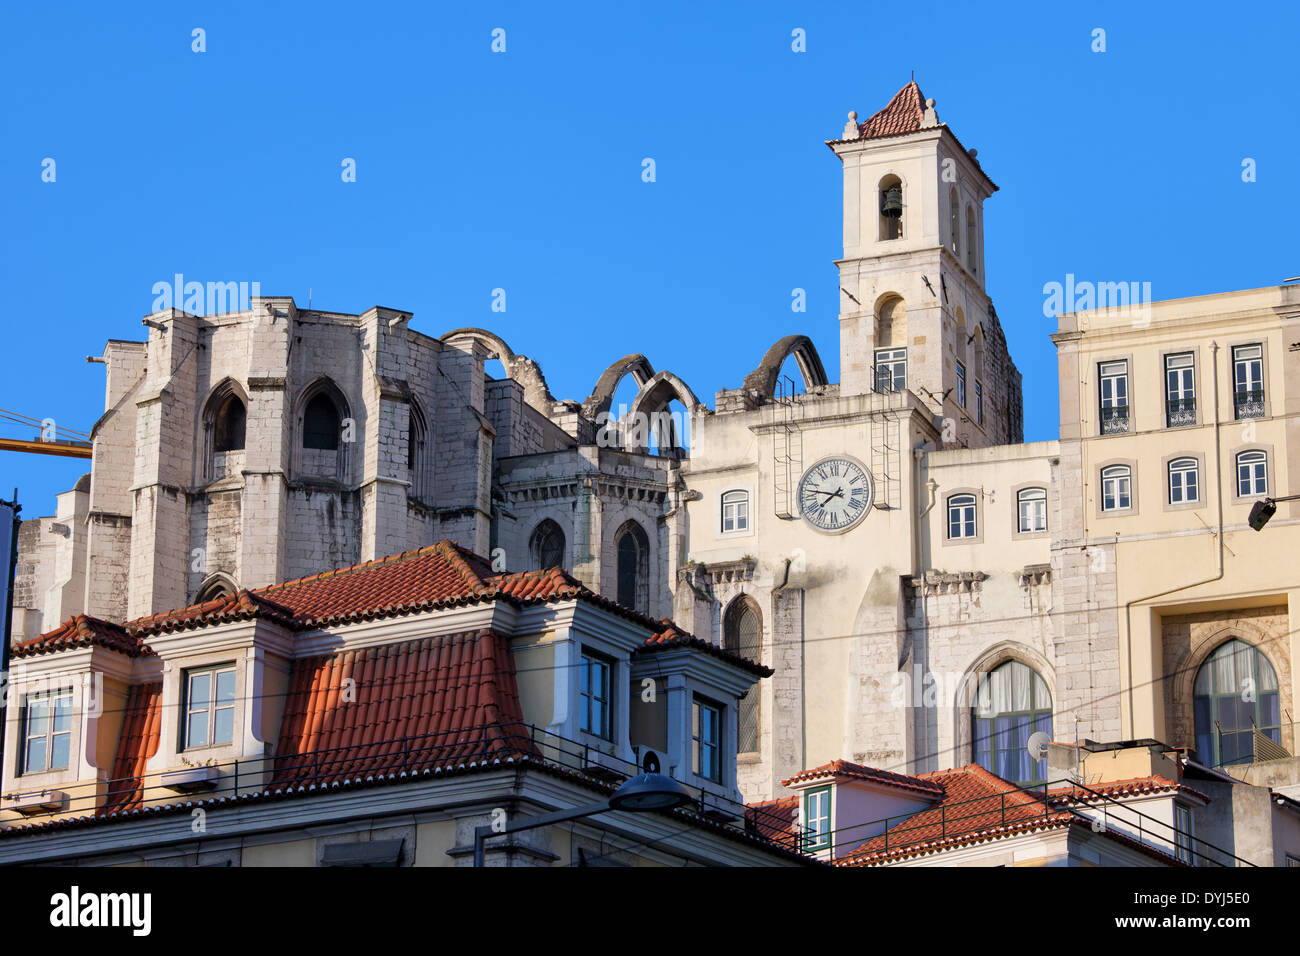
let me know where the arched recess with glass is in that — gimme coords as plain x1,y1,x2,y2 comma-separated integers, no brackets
972,660,1053,786
529,519,566,571
1193,639,1281,767
200,379,248,482
613,520,650,614
724,595,763,754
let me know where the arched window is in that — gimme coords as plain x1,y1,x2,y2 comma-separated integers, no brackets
947,493,976,539
1194,639,1280,766
303,393,341,450
878,175,903,240
407,400,431,503
530,519,566,570
614,521,649,613
724,597,762,754
1168,457,1199,504
949,187,960,256
195,576,235,604
1017,487,1047,533
213,394,246,452
973,660,1053,786
721,490,749,533
966,204,977,272
1236,450,1268,497
1101,465,1132,511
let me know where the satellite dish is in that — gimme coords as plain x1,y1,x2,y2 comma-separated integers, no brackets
1026,731,1050,761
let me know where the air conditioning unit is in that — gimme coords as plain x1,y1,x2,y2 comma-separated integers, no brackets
11,790,67,815
633,747,666,775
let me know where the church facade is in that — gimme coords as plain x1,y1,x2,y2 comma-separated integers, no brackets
13,81,1300,806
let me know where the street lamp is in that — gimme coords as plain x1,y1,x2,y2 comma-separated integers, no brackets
1248,494,1300,531
472,772,693,866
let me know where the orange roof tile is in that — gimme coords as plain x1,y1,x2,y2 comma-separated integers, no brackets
849,80,927,141
272,630,534,786
101,683,162,815
23,539,770,676
746,795,799,847
782,759,944,797
13,614,153,660
1048,775,1211,805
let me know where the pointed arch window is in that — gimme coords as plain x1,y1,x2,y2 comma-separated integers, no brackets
303,394,341,450
614,521,649,613
725,597,762,754
1194,639,1280,767
213,394,246,452
530,519,566,570
973,661,1052,786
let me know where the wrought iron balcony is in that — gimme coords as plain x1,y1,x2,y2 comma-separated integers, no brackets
1234,388,1265,420
1165,398,1196,428
1099,404,1130,435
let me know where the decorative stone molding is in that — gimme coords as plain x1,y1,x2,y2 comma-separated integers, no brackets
907,570,985,597
1019,563,1052,588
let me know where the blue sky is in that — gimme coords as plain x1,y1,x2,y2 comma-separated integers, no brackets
3,1,1297,515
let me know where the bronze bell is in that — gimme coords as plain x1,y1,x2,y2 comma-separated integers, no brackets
880,185,903,218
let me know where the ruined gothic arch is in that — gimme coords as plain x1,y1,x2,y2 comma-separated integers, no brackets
194,572,237,604
740,335,830,399
952,642,1056,769
441,327,556,413
582,353,656,421
625,371,702,454
293,376,352,483
199,378,249,483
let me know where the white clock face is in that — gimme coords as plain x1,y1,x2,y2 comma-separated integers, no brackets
797,457,873,533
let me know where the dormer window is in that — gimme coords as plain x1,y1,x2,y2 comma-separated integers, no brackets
804,786,831,851
183,664,236,750
579,650,613,740
692,696,721,782
21,688,73,774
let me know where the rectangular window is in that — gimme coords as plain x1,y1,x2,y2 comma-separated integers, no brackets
692,698,721,782
955,361,967,407
1101,467,1132,512
1164,352,1195,427
804,786,831,851
1017,488,1048,533
874,348,907,392
1099,360,1129,434
1237,451,1268,497
184,665,236,749
1174,804,1193,864
1233,344,1264,420
22,688,74,774
721,490,749,533
579,651,613,740
947,495,977,539
1169,459,1199,504
975,380,984,426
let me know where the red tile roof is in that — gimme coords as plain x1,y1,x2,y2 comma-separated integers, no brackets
1048,775,1211,806
272,630,535,786
847,80,927,141
746,795,799,847
22,539,770,677
782,759,945,797
838,764,1073,865
101,683,162,815
13,614,153,660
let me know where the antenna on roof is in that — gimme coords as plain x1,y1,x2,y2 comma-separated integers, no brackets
1027,731,1050,763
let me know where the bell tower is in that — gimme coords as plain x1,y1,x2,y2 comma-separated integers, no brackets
828,81,1019,447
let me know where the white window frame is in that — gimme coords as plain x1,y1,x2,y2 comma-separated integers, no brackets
1168,457,1199,505
1236,450,1268,497
578,649,613,741
955,360,967,408
947,493,977,539
692,696,722,783
1017,487,1048,534
1101,465,1132,512
1099,360,1130,434
21,688,75,775
720,489,750,534
1164,352,1195,427
1174,803,1194,864
183,664,237,751
874,347,907,392
804,786,832,851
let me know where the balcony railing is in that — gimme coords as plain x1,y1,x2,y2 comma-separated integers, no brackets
1165,398,1196,428
1234,388,1265,420
1,722,797,853
1099,404,1130,435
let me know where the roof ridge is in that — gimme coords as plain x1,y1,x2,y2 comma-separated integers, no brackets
255,542,446,597
435,538,491,595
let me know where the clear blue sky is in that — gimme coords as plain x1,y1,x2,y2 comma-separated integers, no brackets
3,1,1297,516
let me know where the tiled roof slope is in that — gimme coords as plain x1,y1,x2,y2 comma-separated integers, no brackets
22,539,769,676
1048,775,1211,805
272,631,535,786
101,683,162,815
746,796,799,848
839,764,1071,866
782,759,944,797
14,614,153,660
849,80,927,141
